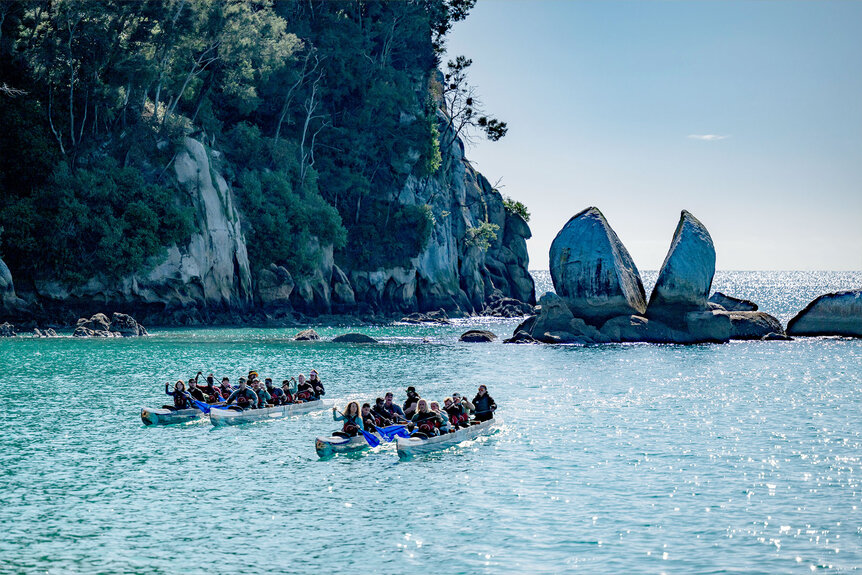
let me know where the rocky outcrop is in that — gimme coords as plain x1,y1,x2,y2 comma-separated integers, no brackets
459,329,497,342
598,311,731,344
331,333,378,343
294,329,320,341
787,290,862,337
109,312,148,337
0,322,16,337
480,290,534,317
400,310,451,325
709,292,758,312
503,330,538,344
257,264,294,311
646,210,715,321
716,310,784,340
549,207,646,325
77,313,112,333
33,328,58,337
0,257,25,314
518,292,605,344
762,332,793,341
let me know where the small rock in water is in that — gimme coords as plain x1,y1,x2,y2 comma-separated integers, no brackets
109,312,148,337
331,333,378,343
786,289,862,338
762,332,793,341
294,329,320,341
459,329,497,342
709,292,758,312
0,322,16,337
503,330,538,344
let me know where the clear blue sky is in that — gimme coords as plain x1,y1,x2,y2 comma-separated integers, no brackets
446,0,862,270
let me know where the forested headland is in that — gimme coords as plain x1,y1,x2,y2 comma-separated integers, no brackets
0,0,534,325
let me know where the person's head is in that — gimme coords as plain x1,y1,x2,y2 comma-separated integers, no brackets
416,399,429,413
452,392,462,402
444,397,453,408
221,377,230,386
265,378,273,388
361,403,370,415
175,380,185,392
384,392,394,405
298,374,306,384
430,401,440,412
238,377,247,389
207,374,214,385
188,378,197,388
406,386,417,398
345,401,360,417
309,369,319,381
375,397,384,407
477,385,487,396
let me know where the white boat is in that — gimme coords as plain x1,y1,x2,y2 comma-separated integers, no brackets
395,418,499,457
315,432,380,457
141,407,206,426
209,399,329,427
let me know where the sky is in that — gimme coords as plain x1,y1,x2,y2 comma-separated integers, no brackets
445,0,862,270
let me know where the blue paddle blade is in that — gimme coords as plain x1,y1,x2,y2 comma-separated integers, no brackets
192,400,211,414
359,428,381,447
377,425,410,441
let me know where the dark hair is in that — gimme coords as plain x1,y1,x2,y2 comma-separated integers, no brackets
375,397,384,404
362,403,370,409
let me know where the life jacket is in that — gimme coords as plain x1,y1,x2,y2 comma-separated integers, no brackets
416,413,439,434
296,390,313,401
282,390,295,403
174,392,189,409
237,392,252,408
342,414,361,435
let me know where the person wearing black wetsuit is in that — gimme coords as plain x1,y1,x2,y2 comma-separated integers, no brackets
371,398,394,426
309,370,325,398
403,387,420,418
187,378,207,403
361,403,378,432
471,385,496,422
265,378,284,405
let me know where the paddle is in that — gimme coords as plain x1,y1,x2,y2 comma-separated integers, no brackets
334,408,380,448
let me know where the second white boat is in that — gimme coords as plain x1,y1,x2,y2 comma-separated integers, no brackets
395,418,499,457
210,399,329,426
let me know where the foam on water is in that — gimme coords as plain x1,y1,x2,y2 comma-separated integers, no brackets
0,271,860,573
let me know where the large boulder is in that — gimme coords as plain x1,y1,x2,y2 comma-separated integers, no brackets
709,292,758,312
459,329,497,342
331,333,378,343
481,289,534,317
646,210,715,321
109,312,149,337
716,310,784,340
0,322,16,337
526,292,604,344
600,311,731,344
77,313,112,332
294,329,320,341
549,207,646,325
257,264,294,310
786,290,862,337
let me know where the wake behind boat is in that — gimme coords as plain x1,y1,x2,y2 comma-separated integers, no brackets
210,399,329,426
396,417,498,457
141,407,206,426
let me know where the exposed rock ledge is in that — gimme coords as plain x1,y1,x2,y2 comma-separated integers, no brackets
787,290,862,338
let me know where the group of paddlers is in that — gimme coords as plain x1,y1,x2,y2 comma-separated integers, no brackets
163,370,325,411
332,385,497,439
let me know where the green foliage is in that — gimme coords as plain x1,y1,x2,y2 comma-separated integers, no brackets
502,196,530,222
0,158,193,282
339,203,434,270
464,221,500,252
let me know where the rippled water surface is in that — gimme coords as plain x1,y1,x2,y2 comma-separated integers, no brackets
1,272,860,574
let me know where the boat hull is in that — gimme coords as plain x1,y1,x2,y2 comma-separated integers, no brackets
395,418,498,457
210,400,328,426
315,433,378,457
141,407,206,426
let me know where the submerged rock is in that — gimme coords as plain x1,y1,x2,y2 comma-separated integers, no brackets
331,333,378,343
717,310,784,340
549,207,646,324
294,329,320,341
646,210,715,320
786,290,862,337
709,292,758,312
459,329,497,342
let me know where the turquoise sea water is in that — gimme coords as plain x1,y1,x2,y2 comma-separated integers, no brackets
0,271,860,574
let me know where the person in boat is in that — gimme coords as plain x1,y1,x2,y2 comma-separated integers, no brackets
308,369,325,397
371,397,394,427
444,393,474,428
265,378,285,405
381,392,407,422
164,380,193,411
429,401,451,434
281,378,299,403
224,377,259,410
411,399,443,437
199,373,220,403
403,386,421,418
251,379,272,408
361,403,379,432
187,376,207,403
218,377,233,400
332,402,363,437
295,374,316,401
472,385,496,422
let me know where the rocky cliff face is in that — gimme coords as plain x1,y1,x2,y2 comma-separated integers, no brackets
28,138,253,324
